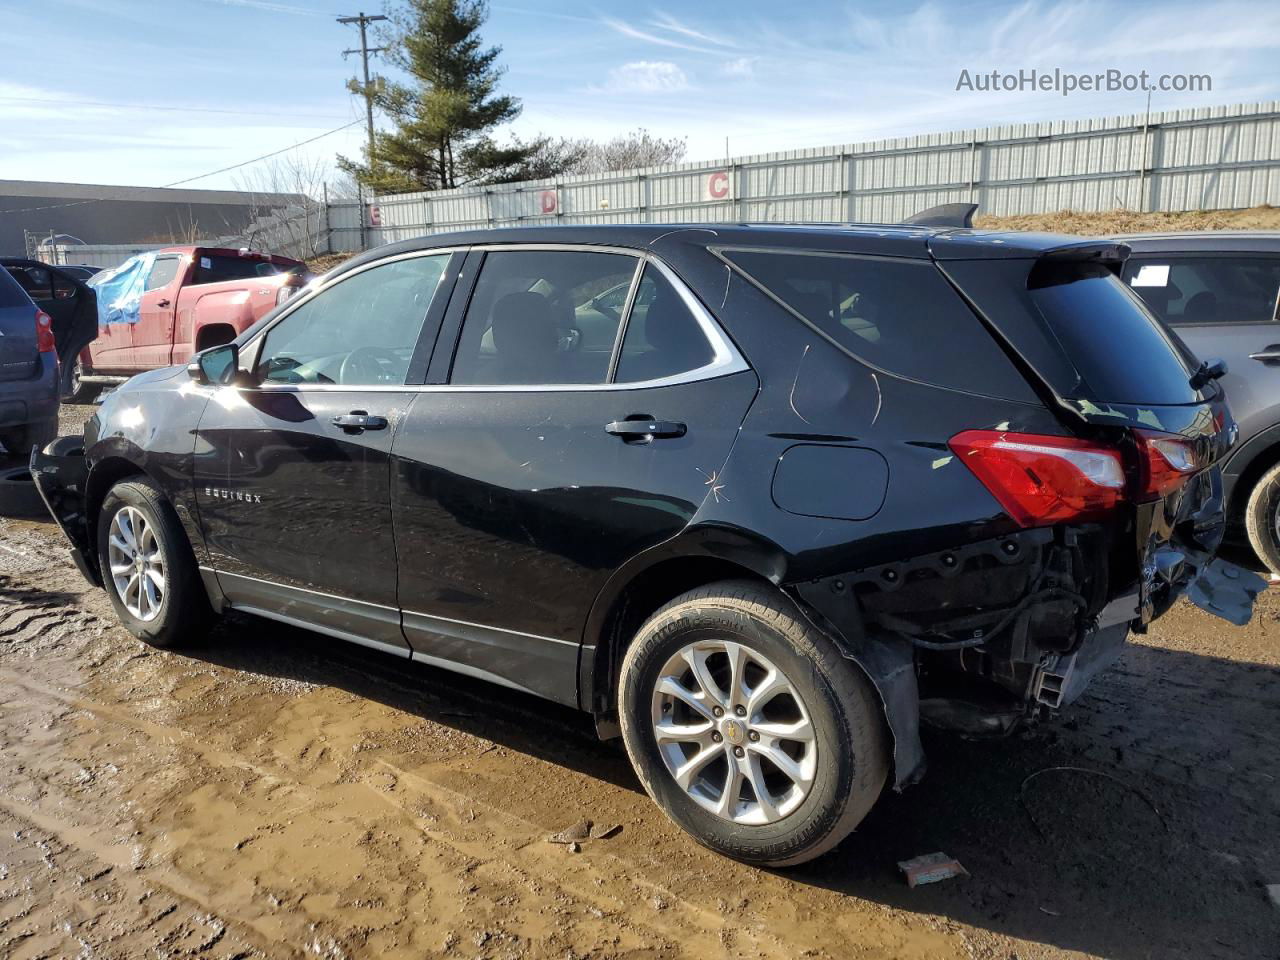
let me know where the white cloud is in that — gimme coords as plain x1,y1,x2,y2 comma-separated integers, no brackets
721,57,756,77
601,61,690,94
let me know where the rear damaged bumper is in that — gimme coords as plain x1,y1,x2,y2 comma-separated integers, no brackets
792,502,1264,789
29,445,99,585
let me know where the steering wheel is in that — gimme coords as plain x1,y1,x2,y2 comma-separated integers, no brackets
339,345,402,385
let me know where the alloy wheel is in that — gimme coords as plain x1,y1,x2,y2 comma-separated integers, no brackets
107,506,166,622
651,639,817,825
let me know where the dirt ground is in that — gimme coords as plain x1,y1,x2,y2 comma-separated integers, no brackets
1,404,1278,960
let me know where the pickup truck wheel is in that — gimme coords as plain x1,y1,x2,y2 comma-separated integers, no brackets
0,466,50,518
62,359,100,404
96,477,212,648
618,580,889,867
1244,462,1280,577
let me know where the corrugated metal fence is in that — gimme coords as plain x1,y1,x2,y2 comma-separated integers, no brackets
326,99,1280,254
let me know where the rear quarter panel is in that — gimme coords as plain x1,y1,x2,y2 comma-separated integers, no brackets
651,238,1063,581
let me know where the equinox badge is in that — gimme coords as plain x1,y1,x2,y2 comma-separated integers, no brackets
204,486,262,504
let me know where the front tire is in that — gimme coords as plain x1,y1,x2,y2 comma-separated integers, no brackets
96,477,211,647
618,581,889,867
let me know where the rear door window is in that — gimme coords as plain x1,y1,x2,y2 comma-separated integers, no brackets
615,266,714,383
449,250,639,386
719,248,1029,397
1124,256,1280,326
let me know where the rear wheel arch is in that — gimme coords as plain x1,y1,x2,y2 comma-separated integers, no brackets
583,548,781,722
194,323,237,353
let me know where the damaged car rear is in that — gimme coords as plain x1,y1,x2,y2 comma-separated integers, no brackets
29,220,1263,867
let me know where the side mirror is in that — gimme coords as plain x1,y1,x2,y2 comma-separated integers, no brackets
187,343,239,386
1189,357,1227,390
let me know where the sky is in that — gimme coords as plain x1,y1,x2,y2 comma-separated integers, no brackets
2,0,1279,193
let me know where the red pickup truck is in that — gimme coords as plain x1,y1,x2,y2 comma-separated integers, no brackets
73,246,308,402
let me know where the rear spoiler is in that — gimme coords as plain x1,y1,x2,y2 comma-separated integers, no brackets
1037,240,1130,269
903,203,978,228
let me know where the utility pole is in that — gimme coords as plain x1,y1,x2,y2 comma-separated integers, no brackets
338,12,388,168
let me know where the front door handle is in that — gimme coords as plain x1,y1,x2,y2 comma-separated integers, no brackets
606,418,686,440
331,411,388,433
156,298,171,308
1249,345,1280,362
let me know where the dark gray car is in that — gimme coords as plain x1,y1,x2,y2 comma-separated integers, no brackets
0,265,59,458
1120,233,1280,572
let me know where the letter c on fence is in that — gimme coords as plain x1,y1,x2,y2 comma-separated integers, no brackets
539,190,558,215
707,171,730,201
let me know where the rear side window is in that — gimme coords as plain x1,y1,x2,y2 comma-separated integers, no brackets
615,266,714,383
720,249,1024,396
1124,256,1280,325
0,267,30,308
192,254,287,285
1029,261,1197,405
450,250,638,386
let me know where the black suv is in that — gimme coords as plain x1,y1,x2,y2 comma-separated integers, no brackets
31,218,1260,866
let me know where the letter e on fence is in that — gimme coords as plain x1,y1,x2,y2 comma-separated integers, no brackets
368,204,381,227
539,190,558,215
705,171,730,202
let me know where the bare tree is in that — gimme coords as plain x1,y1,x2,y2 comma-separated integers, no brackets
495,128,688,183
232,154,333,259
575,129,687,173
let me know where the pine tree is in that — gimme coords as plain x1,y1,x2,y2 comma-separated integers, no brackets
338,0,543,193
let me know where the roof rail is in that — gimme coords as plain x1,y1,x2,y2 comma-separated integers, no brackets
902,203,978,228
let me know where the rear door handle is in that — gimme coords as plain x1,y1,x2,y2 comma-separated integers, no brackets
156,298,170,308
605,418,686,440
1250,345,1280,362
331,411,388,433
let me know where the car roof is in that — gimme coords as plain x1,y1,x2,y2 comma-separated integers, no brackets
1111,231,1280,253
336,222,1116,278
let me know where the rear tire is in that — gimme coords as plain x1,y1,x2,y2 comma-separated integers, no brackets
96,476,212,647
0,466,49,518
0,417,58,460
1244,462,1280,576
618,580,889,867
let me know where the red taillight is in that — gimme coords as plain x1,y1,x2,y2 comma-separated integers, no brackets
1135,429,1200,501
949,430,1126,527
34,309,56,353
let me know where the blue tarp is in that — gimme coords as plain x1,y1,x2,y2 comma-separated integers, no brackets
89,253,156,325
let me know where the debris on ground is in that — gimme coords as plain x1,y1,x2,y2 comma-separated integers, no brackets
547,820,593,844
590,823,622,840
898,852,969,888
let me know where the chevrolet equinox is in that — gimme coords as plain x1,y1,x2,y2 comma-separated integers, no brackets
32,215,1261,866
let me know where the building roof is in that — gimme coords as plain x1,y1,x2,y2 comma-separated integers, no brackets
0,179,304,208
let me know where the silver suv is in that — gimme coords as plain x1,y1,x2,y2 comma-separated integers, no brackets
1121,233,1280,573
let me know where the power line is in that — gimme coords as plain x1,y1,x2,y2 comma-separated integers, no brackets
2,119,364,215
0,95,352,121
